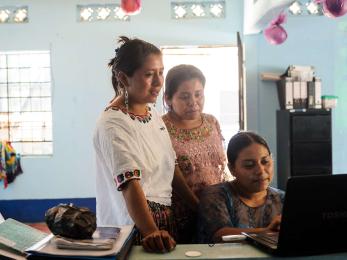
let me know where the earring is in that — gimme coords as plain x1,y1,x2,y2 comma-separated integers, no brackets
124,88,129,110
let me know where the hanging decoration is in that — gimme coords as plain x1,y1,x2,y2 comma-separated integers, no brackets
0,141,23,189
121,0,141,15
263,12,288,45
315,0,347,18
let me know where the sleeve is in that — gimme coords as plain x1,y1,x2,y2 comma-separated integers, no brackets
197,184,235,243
206,114,229,181
98,119,143,191
208,114,224,143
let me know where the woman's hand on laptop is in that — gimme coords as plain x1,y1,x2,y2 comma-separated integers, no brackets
267,214,282,232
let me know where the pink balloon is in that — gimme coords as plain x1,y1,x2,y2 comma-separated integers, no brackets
264,25,288,45
322,0,347,18
121,0,141,15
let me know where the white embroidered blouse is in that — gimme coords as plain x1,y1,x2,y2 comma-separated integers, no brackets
93,105,176,226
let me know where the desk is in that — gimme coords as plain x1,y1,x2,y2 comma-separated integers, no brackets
128,243,347,260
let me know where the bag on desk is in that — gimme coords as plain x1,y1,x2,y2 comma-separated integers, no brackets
45,204,96,239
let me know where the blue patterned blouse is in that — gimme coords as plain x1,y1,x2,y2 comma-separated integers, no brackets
197,181,285,243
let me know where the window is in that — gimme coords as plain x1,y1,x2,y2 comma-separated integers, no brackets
0,51,53,156
161,46,241,144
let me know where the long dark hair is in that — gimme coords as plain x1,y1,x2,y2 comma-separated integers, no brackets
227,131,271,166
108,36,161,96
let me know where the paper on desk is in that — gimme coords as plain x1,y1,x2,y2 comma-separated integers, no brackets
54,236,114,250
26,224,134,257
0,243,27,260
0,218,51,253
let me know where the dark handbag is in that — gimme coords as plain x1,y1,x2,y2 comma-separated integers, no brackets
45,203,96,239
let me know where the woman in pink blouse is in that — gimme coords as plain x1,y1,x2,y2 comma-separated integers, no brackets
162,64,229,243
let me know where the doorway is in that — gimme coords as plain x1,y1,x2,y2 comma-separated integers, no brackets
160,46,240,145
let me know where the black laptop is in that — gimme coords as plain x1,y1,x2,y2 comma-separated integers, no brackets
242,174,347,256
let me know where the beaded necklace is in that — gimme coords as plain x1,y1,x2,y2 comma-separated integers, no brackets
106,105,152,123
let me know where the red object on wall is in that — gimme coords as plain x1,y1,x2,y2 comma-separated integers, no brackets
263,12,288,45
121,0,141,15
322,0,347,18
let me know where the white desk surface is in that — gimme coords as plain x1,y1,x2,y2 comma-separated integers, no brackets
128,243,347,260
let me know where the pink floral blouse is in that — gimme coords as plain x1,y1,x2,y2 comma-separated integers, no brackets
163,113,227,194
162,113,228,243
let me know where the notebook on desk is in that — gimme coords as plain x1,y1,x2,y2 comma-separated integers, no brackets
242,174,347,256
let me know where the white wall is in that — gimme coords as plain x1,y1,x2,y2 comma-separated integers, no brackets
0,0,244,199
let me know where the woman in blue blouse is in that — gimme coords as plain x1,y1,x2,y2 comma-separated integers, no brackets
197,131,284,243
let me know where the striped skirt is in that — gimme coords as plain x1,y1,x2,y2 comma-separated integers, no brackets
134,200,177,244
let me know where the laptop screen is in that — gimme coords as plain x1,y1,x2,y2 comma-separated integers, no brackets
278,174,347,255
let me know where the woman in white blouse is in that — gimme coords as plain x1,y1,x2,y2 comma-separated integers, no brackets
93,36,198,253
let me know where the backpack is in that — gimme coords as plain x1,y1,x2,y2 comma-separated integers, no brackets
0,141,23,188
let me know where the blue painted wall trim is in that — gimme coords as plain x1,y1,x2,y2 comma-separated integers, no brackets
0,198,96,223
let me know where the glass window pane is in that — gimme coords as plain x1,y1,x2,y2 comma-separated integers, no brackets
11,142,23,155
21,142,33,155
31,53,50,67
41,83,51,96
19,54,32,67
41,97,51,111
32,142,43,155
21,126,32,141
0,98,8,112
8,68,20,82
20,68,30,82
1,51,52,155
31,97,41,111
0,84,8,97
30,67,51,82
0,128,9,140
9,98,20,111
0,113,9,128
20,83,30,97
7,55,19,68
20,97,31,112
43,126,52,140
0,55,6,68
30,84,41,96
9,127,22,141
8,84,21,97
0,69,7,83
42,142,53,154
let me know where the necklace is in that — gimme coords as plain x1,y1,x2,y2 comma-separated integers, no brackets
106,105,152,123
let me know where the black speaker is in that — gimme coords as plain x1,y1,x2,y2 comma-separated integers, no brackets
276,109,332,190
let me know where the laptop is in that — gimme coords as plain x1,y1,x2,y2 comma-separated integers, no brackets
242,174,347,256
